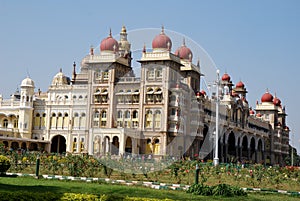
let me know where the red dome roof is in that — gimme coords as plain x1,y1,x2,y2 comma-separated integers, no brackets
152,27,172,50
236,81,245,88
175,40,193,61
200,90,206,95
273,97,281,106
221,73,231,81
261,91,273,102
100,31,119,52
256,113,262,117
249,110,255,115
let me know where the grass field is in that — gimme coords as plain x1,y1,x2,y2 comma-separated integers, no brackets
0,176,299,201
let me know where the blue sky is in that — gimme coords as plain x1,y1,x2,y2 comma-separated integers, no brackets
1,0,300,153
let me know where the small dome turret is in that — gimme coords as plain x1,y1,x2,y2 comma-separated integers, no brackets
175,38,193,61
100,29,119,52
21,77,35,88
261,91,273,103
221,73,231,82
51,69,70,86
152,26,172,51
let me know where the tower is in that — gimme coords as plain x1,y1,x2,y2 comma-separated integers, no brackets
19,77,35,138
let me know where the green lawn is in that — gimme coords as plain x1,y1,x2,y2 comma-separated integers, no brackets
0,176,299,201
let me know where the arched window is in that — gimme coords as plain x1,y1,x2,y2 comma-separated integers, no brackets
117,110,123,119
3,119,8,128
72,137,77,152
101,89,108,103
156,68,162,78
57,113,63,128
124,110,131,128
146,88,154,103
34,113,41,129
80,137,85,152
80,113,86,129
41,113,46,128
73,112,79,129
154,88,162,103
132,110,138,119
132,89,140,103
154,110,161,129
94,89,101,103
132,110,139,128
145,110,153,128
147,69,155,79
153,138,160,155
63,113,69,129
100,110,107,127
50,113,57,128
93,111,99,127
125,110,130,119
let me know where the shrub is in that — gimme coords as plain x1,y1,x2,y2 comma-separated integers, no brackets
0,155,10,165
0,155,11,173
187,183,247,197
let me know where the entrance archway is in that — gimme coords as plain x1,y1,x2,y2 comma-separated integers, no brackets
11,141,19,150
21,142,27,150
51,135,66,154
250,137,256,162
125,137,132,154
227,132,236,161
241,136,248,161
153,138,160,155
112,136,119,155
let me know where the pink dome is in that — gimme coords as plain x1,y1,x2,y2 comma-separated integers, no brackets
236,81,245,88
175,39,193,61
261,91,273,103
221,73,231,81
100,30,119,52
256,113,262,117
249,110,255,115
273,97,281,106
152,27,172,50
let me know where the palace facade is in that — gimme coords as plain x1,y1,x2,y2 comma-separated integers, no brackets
0,26,290,165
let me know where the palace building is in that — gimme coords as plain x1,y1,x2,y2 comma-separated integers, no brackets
0,26,290,165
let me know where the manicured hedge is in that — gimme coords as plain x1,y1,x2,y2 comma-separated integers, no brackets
0,191,174,201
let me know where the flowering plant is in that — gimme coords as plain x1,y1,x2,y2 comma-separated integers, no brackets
0,155,11,173
0,155,10,165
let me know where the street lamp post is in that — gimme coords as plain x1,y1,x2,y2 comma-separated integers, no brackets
213,69,220,166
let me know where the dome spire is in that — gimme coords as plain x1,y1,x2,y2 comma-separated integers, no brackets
109,28,112,37
182,38,186,46
161,25,165,34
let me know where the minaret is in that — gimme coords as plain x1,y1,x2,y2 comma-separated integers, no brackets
71,62,77,84
118,25,131,55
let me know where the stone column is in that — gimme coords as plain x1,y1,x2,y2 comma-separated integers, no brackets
220,142,224,163
239,146,243,161
235,146,239,162
225,143,228,163
248,146,251,162
262,150,266,166
255,149,258,163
